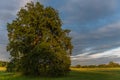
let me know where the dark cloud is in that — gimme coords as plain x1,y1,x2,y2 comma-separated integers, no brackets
60,0,119,24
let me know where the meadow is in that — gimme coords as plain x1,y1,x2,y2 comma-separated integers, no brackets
0,67,120,80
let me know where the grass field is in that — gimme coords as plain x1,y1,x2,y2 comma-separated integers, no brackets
0,68,120,80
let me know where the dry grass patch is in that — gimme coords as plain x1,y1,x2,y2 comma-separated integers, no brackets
0,67,6,71
70,67,120,72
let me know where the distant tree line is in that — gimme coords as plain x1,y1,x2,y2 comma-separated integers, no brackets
0,61,8,67
72,61,120,68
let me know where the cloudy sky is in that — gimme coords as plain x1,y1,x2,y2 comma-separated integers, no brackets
0,0,120,65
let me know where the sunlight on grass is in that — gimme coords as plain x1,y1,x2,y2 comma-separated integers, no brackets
71,67,120,71
0,67,6,71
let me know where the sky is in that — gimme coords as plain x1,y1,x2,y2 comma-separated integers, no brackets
0,0,120,65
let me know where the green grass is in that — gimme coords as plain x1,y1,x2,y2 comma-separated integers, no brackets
0,68,120,80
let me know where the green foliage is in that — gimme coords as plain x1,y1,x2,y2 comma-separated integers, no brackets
107,61,120,67
7,1,73,76
75,65,81,68
7,59,21,72
0,61,8,67
21,43,70,76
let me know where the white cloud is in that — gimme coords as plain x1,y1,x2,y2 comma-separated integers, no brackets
90,47,120,58
19,0,34,8
71,47,120,65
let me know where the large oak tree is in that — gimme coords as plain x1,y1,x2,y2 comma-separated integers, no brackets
7,2,73,76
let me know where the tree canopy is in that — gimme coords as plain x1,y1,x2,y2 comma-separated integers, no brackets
7,2,73,76
0,61,8,67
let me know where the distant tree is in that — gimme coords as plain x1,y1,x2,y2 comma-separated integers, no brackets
108,61,120,67
73,61,120,68
88,65,97,68
7,2,73,76
6,59,20,72
75,65,81,68
0,61,8,67
82,65,88,68
98,64,107,68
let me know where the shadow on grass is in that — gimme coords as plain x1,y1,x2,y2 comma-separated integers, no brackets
0,70,120,80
